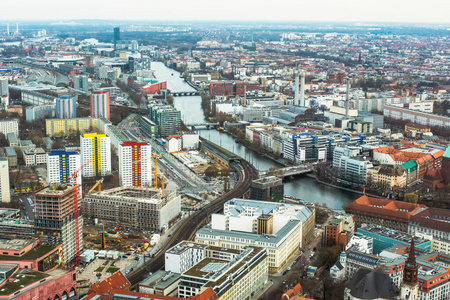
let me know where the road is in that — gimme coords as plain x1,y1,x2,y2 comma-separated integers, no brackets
19,194,35,220
126,159,257,287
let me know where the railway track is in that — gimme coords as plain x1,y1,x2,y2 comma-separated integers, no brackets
126,159,257,287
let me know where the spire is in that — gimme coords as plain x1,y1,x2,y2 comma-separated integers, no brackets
403,234,418,286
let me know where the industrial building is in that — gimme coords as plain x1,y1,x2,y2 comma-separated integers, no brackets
118,141,152,187
82,186,181,231
196,199,315,273
90,91,110,120
80,133,111,177
33,184,83,263
47,150,81,185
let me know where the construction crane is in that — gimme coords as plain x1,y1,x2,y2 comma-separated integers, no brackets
68,158,92,267
87,178,104,195
101,222,106,249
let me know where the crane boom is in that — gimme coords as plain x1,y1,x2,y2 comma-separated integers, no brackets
69,158,92,267
87,178,104,195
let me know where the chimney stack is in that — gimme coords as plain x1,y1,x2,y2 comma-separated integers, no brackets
6,23,9,36
294,70,299,106
16,22,18,34
300,71,305,107
345,78,350,117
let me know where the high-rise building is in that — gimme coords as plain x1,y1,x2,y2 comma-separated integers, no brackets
0,78,8,96
118,141,152,187
34,184,83,263
73,75,89,93
90,91,110,120
114,27,120,50
80,133,111,177
148,104,181,137
0,158,10,203
249,176,284,202
47,150,81,185
0,119,19,136
56,96,76,119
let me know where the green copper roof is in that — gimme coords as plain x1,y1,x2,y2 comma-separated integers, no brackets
443,147,450,159
401,160,417,171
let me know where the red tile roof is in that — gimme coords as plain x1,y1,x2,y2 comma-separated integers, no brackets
88,271,131,300
410,208,450,233
345,195,426,223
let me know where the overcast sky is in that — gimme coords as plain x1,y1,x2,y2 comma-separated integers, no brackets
2,0,450,24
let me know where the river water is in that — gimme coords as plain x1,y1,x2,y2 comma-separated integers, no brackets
151,62,358,209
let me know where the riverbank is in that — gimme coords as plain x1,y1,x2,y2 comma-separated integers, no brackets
307,173,381,199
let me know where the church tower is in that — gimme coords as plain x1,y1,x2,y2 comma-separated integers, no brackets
400,236,419,300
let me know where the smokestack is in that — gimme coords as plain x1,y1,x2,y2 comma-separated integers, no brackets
16,22,18,34
300,71,305,107
345,78,350,117
294,70,299,106
6,23,9,36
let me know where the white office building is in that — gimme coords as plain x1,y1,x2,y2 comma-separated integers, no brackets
196,199,314,273
0,158,10,203
0,119,19,136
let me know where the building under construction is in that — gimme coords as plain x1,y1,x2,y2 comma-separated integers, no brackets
33,184,83,263
82,186,181,231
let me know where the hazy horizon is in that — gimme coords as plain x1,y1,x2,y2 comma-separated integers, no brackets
2,0,450,25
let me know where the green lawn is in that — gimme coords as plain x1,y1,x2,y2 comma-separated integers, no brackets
94,266,104,272
106,267,120,274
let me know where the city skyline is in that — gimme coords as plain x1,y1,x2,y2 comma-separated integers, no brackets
2,0,450,24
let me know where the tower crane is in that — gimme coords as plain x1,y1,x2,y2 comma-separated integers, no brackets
86,178,104,195
68,158,92,267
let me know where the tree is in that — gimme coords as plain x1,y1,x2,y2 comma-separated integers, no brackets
236,130,245,142
404,193,418,203
0,133,7,147
51,140,64,150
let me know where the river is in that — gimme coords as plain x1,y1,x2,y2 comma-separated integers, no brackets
151,62,358,209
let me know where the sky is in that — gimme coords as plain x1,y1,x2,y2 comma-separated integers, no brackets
2,0,450,24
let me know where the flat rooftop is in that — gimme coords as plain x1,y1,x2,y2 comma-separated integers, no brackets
88,186,163,203
0,269,49,295
0,239,36,252
34,184,73,196
0,245,56,261
166,241,209,255
0,208,20,219
140,270,181,290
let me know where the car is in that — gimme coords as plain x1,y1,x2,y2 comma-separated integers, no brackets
134,257,140,261
283,270,288,275
287,267,291,271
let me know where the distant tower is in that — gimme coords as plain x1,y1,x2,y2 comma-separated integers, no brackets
6,23,9,36
114,27,120,50
16,22,18,34
294,69,299,106
400,236,419,300
358,52,362,65
345,78,350,117
300,71,305,107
